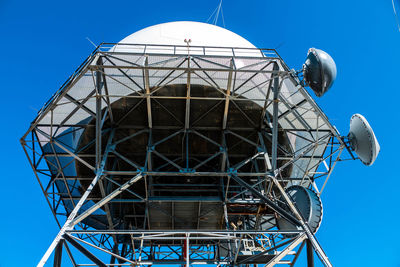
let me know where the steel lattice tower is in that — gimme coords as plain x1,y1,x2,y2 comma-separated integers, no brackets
21,22,373,267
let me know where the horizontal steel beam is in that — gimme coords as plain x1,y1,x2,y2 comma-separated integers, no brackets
33,124,334,133
89,64,284,74
67,230,303,235
102,171,294,177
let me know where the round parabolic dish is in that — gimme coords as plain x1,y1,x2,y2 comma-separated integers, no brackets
303,48,337,97
349,114,380,166
276,185,323,235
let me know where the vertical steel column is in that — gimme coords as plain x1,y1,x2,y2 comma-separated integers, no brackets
144,56,152,129
223,202,233,261
53,240,63,267
307,240,315,267
96,55,116,250
95,56,103,170
271,62,280,171
186,234,190,267
184,41,192,130
146,130,153,230
110,244,118,264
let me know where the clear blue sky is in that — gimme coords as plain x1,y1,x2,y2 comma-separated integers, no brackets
0,0,399,266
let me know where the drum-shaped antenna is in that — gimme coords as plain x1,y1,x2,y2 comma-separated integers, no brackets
303,48,337,97
348,114,380,166
276,185,323,236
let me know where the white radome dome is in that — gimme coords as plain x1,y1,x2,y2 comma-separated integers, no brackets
119,21,256,47
112,21,261,57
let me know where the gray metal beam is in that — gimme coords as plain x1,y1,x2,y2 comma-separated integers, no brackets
144,56,153,128
60,90,96,127
69,173,143,227
271,61,280,171
307,239,315,267
95,56,103,170
290,240,306,267
63,242,77,267
53,239,63,267
184,55,191,130
222,59,234,130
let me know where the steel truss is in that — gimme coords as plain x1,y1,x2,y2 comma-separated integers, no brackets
21,43,351,267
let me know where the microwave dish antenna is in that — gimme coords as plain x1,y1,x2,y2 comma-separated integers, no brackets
277,185,323,236
303,48,337,97
348,114,380,166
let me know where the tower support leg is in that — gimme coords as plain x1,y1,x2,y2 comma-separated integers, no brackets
53,239,63,267
307,240,315,267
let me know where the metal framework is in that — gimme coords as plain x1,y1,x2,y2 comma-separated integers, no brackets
21,43,352,266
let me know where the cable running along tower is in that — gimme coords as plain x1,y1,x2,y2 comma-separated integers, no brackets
21,21,380,267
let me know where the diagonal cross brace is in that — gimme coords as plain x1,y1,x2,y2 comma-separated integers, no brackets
229,175,299,226
63,234,107,267
265,234,307,267
268,174,332,267
69,173,143,227
37,130,115,267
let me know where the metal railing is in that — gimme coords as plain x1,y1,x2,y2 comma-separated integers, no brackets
34,43,281,121
99,42,279,58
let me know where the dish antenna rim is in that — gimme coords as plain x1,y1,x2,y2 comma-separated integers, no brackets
348,113,380,166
